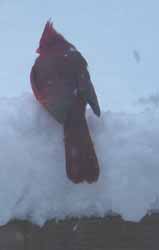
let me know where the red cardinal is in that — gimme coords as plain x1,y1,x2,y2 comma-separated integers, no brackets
30,21,101,183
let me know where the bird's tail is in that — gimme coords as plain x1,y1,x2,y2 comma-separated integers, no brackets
64,98,99,183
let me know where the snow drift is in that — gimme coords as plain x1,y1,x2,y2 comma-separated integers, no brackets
0,93,159,226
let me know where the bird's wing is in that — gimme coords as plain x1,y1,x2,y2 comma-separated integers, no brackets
31,52,100,123
67,51,101,117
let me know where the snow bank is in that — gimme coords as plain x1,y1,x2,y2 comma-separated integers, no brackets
0,93,159,226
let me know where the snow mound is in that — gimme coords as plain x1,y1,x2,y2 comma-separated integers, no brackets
0,93,159,225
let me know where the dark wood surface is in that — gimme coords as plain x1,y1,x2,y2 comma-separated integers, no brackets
0,214,159,250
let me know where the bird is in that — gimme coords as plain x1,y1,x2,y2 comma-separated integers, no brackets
30,20,101,183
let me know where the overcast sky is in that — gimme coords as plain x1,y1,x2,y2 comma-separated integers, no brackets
0,0,159,112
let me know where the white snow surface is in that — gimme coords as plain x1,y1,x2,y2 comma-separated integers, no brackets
0,93,159,226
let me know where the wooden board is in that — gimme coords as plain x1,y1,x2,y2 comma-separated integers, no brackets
0,215,159,249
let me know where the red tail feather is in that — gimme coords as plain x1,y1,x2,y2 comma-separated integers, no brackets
64,97,99,183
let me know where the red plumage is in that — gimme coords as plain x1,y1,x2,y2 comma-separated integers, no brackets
30,20,101,183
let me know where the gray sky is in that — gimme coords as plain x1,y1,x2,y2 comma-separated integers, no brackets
0,0,159,112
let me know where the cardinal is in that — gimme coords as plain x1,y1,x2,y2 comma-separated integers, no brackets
30,20,101,183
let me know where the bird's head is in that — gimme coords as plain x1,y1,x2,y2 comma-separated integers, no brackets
36,20,74,55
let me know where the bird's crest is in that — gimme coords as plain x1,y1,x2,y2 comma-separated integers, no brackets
40,19,57,44
37,19,75,54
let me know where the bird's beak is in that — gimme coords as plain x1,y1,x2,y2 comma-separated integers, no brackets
36,48,40,54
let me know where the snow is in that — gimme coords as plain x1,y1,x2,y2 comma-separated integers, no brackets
0,93,158,226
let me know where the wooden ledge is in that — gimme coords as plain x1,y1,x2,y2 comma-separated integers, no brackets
0,214,159,249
